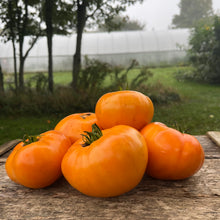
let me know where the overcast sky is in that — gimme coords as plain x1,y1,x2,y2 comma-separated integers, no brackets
125,0,220,30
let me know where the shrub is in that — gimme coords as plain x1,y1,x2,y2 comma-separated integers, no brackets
108,59,153,91
0,59,180,116
174,68,195,82
188,16,220,83
137,82,181,105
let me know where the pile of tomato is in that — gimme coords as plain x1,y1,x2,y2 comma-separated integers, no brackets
5,90,205,197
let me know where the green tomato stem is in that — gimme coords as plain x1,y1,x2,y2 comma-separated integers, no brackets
23,134,40,146
81,123,103,147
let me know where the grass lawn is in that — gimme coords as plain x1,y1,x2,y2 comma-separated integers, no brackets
149,67,220,134
0,66,220,145
0,115,61,145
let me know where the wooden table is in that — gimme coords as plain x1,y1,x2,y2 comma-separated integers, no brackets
0,136,220,219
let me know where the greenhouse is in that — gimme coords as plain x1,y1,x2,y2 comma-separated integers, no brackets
0,29,190,73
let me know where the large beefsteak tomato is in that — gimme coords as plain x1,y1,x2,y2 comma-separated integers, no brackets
141,122,205,180
62,124,148,197
5,130,71,188
95,90,154,130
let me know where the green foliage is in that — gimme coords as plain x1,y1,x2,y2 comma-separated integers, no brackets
72,57,113,110
174,68,195,82
0,0,41,41
78,0,144,31
108,59,154,92
138,83,181,105
2,66,220,145
172,0,213,28
41,0,73,35
78,57,112,94
130,66,153,89
188,16,220,83
26,73,48,93
0,59,180,116
109,59,140,90
98,15,145,32
107,60,180,104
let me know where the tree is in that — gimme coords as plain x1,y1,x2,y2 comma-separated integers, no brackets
16,0,42,89
71,0,144,90
0,0,42,90
0,0,19,90
98,15,145,32
41,0,73,93
172,0,213,28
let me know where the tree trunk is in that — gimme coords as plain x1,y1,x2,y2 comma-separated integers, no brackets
19,40,24,89
47,34,53,93
19,60,24,89
45,0,54,93
72,30,83,89
0,63,4,94
12,40,18,91
72,1,87,90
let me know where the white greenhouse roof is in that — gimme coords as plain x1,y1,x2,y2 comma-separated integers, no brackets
0,29,190,58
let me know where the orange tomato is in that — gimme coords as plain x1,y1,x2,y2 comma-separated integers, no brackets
62,124,148,197
54,112,98,144
95,90,154,130
141,122,205,180
5,130,71,188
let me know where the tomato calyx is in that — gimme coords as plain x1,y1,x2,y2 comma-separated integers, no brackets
81,123,103,147
23,134,40,146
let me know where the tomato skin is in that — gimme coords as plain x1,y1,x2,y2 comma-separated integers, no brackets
95,90,154,130
55,112,98,144
141,122,205,180
5,130,71,189
62,125,148,197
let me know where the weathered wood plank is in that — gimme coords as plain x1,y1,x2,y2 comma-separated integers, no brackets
195,135,220,158
0,135,219,219
207,131,220,148
0,139,21,157
0,159,219,219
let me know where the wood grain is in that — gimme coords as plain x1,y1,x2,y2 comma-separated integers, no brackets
0,139,21,157
0,136,220,219
207,131,220,148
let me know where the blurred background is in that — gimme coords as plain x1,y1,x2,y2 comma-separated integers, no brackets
126,0,220,30
0,0,219,144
